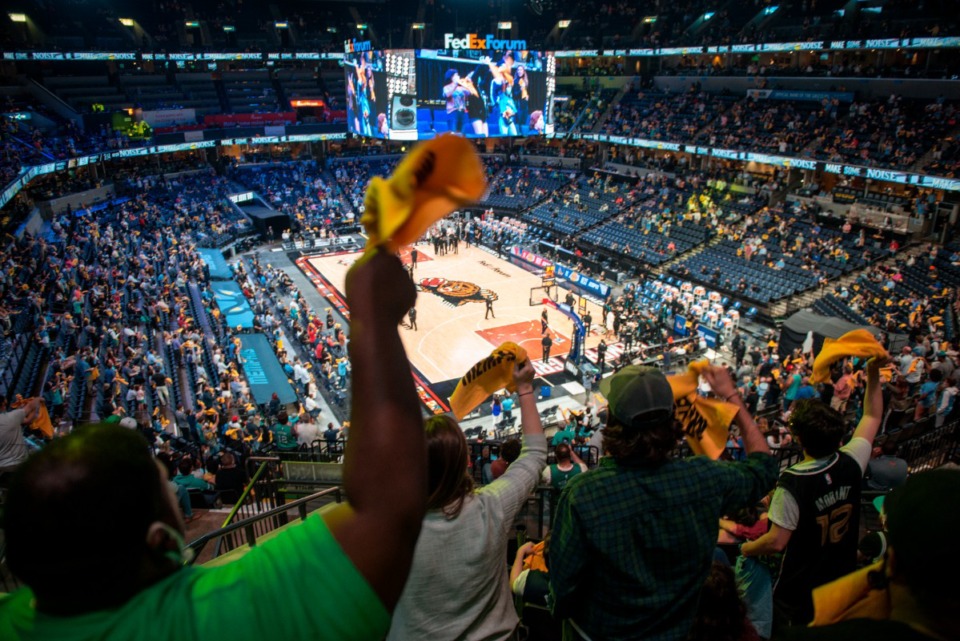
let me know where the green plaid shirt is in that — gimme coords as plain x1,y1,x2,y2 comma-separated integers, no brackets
549,452,779,641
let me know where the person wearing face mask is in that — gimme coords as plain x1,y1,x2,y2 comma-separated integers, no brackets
0,251,427,641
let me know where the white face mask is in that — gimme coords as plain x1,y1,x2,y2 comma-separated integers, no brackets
147,522,195,567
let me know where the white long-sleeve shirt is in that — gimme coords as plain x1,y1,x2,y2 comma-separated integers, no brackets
387,433,547,641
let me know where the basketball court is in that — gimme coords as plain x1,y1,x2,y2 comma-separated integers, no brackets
296,243,611,412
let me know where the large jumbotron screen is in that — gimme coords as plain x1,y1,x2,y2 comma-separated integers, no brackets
345,49,555,140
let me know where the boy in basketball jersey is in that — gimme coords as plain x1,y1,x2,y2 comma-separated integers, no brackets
742,358,884,630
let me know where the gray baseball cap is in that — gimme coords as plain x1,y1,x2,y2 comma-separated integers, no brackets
598,365,675,429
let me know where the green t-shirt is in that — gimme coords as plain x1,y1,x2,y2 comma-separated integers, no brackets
273,423,297,450
549,463,583,491
0,514,388,641
173,473,211,491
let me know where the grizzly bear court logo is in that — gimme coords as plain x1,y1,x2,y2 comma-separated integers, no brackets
418,277,498,307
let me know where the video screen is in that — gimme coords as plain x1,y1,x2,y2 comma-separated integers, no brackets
415,49,555,138
344,50,416,140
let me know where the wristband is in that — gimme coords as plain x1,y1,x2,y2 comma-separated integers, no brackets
518,391,534,397
725,392,739,402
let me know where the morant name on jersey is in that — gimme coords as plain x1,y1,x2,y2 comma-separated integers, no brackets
814,485,851,512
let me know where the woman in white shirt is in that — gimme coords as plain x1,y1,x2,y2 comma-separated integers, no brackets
387,359,547,641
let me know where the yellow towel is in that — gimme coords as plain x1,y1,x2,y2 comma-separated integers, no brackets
449,342,528,420
809,562,890,626
522,540,549,573
810,329,887,384
667,360,739,459
361,135,486,257
12,399,54,439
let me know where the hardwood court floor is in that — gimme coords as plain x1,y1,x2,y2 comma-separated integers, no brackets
304,243,607,384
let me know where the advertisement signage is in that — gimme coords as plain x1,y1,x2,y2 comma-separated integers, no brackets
442,33,528,50
344,39,373,53
141,108,197,128
557,265,610,299
674,315,688,336
511,246,552,269
509,247,610,298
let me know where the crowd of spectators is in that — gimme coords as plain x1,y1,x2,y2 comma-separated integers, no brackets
232,254,351,420
816,242,960,339
479,159,572,212
229,159,355,235
602,88,740,143
0,170,298,491
2,3,960,637
669,200,888,304
696,95,840,156
925,139,960,177
327,157,399,217
816,96,958,169
659,54,960,80
518,170,634,241
591,88,960,179
0,142,959,641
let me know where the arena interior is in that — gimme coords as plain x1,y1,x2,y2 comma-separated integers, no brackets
0,1,959,639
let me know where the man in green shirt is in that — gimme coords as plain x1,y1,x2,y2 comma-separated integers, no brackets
172,458,213,491
0,250,427,641
271,410,299,451
549,365,778,641
541,443,587,491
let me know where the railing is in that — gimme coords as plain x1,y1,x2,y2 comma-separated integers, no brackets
187,485,343,565
218,461,270,528
886,419,960,473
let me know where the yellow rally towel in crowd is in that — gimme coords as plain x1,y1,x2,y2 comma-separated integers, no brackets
361,135,486,256
809,562,890,626
449,342,528,420
667,360,739,459
12,398,54,438
522,540,549,573
810,329,887,384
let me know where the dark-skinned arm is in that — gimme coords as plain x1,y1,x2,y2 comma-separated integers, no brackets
322,251,426,611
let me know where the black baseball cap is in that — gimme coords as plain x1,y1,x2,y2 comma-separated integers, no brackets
598,365,675,429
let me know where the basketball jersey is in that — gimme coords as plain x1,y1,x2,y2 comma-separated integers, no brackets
274,424,297,450
549,463,582,491
773,452,863,625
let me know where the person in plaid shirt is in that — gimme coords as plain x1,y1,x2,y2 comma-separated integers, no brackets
549,365,778,641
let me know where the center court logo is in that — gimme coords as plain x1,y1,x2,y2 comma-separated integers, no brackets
418,277,498,307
